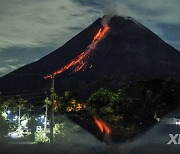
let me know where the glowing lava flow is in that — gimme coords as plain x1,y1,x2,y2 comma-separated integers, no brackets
44,25,110,79
94,116,111,134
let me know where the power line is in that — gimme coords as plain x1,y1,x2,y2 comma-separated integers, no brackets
0,92,48,98
2,92,46,96
0,75,50,93
30,105,45,112
1,88,49,94
6,73,47,76
26,95,48,100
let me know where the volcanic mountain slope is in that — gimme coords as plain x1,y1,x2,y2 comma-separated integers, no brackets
0,16,180,98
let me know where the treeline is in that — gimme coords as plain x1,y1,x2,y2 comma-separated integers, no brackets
58,79,180,141
1,79,180,142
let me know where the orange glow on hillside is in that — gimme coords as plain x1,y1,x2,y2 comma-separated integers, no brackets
44,26,110,79
66,99,86,112
94,116,111,134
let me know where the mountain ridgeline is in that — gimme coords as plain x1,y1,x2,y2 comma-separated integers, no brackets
0,16,180,99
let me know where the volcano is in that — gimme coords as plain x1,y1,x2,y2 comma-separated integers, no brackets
0,16,180,98
1,15,180,143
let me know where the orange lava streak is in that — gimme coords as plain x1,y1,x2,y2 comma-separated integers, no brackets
75,62,87,72
44,26,110,79
94,116,111,134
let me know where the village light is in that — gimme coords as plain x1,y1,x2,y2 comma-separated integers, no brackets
176,121,180,125
13,115,18,121
21,119,28,127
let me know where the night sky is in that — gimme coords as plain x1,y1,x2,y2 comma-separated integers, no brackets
0,0,179,77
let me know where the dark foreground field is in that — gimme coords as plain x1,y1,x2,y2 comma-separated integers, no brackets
1,123,180,154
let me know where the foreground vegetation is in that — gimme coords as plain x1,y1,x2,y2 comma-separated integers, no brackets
0,79,180,142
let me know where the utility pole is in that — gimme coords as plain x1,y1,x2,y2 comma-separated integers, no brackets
44,103,48,137
18,96,21,130
50,75,55,143
0,91,2,112
0,91,1,105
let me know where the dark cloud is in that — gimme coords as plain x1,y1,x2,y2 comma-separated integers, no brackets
70,13,82,17
0,0,100,50
73,0,104,9
126,3,166,16
157,23,180,50
0,46,55,76
159,24,180,40
86,9,101,14
67,26,83,31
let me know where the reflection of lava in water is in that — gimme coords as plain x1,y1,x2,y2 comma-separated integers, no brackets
94,116,111,135
44,25,110,79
